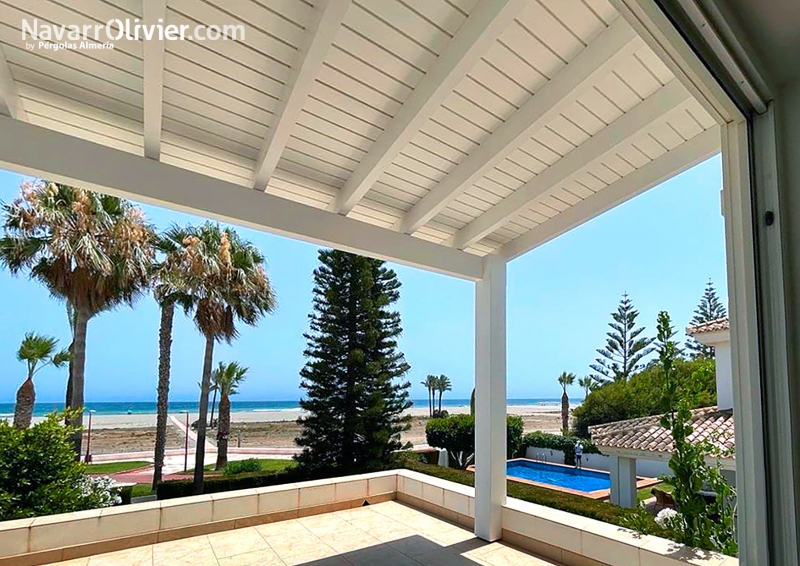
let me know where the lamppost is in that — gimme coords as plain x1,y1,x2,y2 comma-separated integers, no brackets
181,410,189,473
84,409,96,463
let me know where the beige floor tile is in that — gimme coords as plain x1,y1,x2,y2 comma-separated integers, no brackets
254,519,309,538
49,559,90,566
344,545,423,566
207,528,270,558
389,534,445,558
424,526,476,546
334,507,378,522
88,546,153,566
479,544,557,566
282,553,350,566
216,548,283,566
152,548,218,566
323,528,382,553
152,537,217,566
298,514,350,535
277,544,341,566
263,532,333,560
414,548,483,566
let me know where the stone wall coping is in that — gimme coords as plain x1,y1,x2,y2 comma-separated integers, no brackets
0,468,738,566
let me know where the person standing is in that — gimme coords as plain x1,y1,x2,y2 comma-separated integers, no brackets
575,440,584,469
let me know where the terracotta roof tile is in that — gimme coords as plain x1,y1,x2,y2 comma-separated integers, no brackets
686,317,729,336
589,406,735,457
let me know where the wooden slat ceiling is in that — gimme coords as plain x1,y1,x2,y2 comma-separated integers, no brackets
0,0,719,259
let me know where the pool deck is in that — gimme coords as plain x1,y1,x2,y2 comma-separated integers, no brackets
467,459,661,500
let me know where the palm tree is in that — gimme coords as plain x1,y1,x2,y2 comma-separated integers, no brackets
14,333,69,429
208,381,220,429
0,182,154,453
435,374,452,413
578,376,593,399
188,224,275,494
557,371,576,435
150,226,201,489
213,361,248,470
421,375,437,417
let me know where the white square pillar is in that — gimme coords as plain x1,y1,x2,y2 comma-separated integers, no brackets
609,455,637,508
474,254,507,541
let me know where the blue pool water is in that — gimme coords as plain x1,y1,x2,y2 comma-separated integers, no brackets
506,460,611,493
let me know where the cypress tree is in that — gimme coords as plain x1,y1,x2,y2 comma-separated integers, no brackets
686,279,727,358
295,250,412,474
590,293,654,384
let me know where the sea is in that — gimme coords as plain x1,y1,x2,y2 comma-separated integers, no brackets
0,398,561,418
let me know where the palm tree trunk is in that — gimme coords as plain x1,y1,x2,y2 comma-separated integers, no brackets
215,394,230,470
561,391,569,435
152,302,175,489
428,387,433,417
14,376,35,429
438,390,443,413
209,388,217,429
193,335,215,494
68,308,90,456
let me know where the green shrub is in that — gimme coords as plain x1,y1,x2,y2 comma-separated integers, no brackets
0,414,119,519
574,358,717,438
520,431,600,465
399,456,657,533
224,458,262,476
424,414,524,468
158,466,313,499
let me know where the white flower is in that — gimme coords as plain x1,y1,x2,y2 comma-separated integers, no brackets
655,508,679,528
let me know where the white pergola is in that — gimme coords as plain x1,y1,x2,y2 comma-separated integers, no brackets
0,0,726,543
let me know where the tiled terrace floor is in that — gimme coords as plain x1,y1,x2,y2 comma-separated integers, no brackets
44,501,562,566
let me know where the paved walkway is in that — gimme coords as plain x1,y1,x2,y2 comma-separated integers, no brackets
42,501,560,566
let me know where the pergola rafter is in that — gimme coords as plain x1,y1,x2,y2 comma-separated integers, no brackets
253,0,351,191
452,79,693,250
142,0,166,160
398,17,642,236
0,45,25,121
331,0,528,216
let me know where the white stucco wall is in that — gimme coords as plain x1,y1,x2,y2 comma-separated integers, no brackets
715,342,734,410
523,447,672,478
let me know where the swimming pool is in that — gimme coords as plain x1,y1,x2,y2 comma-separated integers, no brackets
506,460,612,494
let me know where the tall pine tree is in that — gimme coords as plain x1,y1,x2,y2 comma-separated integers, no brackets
295,250,412,474
685,279,727,358
590,293,654,384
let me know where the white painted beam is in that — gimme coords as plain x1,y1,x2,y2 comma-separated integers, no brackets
474,254,507,542
0,115,484,281
500,126,720,260
452,80,690,249
0,45,26,120
142,0,166,159
399,18,642,235
332,0,527,215
253,0,350,191
608,0,739,125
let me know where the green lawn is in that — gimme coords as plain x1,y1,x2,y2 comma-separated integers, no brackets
86,461,150,474
177,458,295,476
132,484,156,499
638,482,671,503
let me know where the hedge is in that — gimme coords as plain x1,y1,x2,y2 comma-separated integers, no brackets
520,431,600,465
157,465,320,500
425,414,524,468
400,457,654,531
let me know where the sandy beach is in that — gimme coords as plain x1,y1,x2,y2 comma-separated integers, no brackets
67,405,569,455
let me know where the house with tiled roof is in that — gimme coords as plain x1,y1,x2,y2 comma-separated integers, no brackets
589,317,736,508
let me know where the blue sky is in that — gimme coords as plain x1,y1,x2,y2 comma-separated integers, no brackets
0,156,726,403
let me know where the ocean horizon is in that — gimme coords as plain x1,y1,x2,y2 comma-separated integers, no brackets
0,398,565,418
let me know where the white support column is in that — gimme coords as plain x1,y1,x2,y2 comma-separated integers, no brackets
474,254,507,542
620,457,637,509
608,455,637,508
